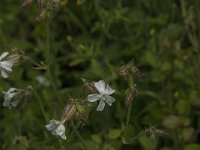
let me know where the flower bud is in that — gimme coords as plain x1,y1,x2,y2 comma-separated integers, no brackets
51,0,60,7
145,127,168,140
125,86,138,107
119,61,140,78
130,65,140,77
119,65,129,77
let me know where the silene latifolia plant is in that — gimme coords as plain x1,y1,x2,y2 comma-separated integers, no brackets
1,1,169,148
1,45,167,146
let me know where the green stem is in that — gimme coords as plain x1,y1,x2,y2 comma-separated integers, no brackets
71,121,88,150
34,90,49,122
45,20,62,104
125,103,132,130
125,75,134,137
125,131,145,144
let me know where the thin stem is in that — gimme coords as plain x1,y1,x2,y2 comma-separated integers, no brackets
125,75,134,125
125,75,134,137
125,103,132,130
71,121,88,150
45,20,62,104
34,90,49,122
125,131,145,144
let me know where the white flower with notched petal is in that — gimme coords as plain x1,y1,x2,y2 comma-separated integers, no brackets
2,88,23,109
0,52,14,78
45,119,66,140
87,80,116,111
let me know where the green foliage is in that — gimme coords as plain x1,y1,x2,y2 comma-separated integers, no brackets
0,0,200,149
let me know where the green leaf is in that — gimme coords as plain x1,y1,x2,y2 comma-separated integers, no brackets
91,134,102,144
108,129,121,139
139,135,157,150
185,144,200,150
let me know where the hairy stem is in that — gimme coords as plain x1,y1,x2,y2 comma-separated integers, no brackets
34,90,49,122
125,75,134,137
45,20,62,104
71,121,88,150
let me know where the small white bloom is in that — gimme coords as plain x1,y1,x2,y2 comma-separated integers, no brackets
36,75,50,87
87,80,116,111
2,88,22,109
45,119,66,140
0,52,14,78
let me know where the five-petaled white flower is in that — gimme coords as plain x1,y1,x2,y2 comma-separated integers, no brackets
2,88,22,109
0,52,14,78
87,80,116,111
45,119,66,140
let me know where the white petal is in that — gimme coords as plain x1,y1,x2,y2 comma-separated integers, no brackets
3,99,10,107
7,88,19,94
4,88,19,101
87,94,101,102
0,61,14,71
10,100,20,107
94,80,106,94
105,95,116,106
105,85,115,95
60,134,67,140
45,119,60,131
45,124,54,131
97,99,105,111
56,124,66,140
1,69,9,78
50,119,60,125
0,52,9,61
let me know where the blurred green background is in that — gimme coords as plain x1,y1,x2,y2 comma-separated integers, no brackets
0,0,200,149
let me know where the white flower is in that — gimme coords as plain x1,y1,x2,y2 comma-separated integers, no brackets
45,119,66,140
87,80,116,111
2,88,22,109
0,52,14,78
36,75,50,87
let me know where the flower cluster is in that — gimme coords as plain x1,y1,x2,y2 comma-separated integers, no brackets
45,80,116,140
46,100,88,140
2,48,142,142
